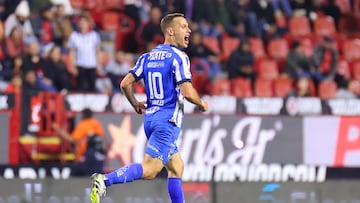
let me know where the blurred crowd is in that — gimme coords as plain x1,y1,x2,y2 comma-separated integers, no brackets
0,0,359,99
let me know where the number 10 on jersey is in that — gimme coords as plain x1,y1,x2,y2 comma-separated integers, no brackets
148,71,164,100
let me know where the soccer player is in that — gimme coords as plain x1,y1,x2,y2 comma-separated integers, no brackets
89,13,208,203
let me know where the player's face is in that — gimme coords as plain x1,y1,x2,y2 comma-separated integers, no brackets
172,17,191,48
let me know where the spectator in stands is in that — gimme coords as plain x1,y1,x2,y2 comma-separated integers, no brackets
226,0,250,41
191,0,211,23
290,0,314,17
12,56,23,76
186,31,222,81
29,0,51,14
23,40,57,92
68,14,102,92
227,41,255,84
3,27,25,81
31,4,55,45
311,36,338,82
285,41,314,80
248,0,278,40
321,0,341,30
43,45,73,92
2,1,22,20
207,0,237,35
167,0,186,15
22,40,44,73
52,3,73,47
4,74,22,94
192,0,223,38
148,0,168,13
271,0,293,17
4,27,25,60
4,1,36,43
104,50,131,90
0,1,6,21
0,55,23,84
22,70,41,94
52,108,105,163
95,76,113,95
287,75,312,97
49,0,74,16
123,0,142,27
335,75,358,98
136,6,164,52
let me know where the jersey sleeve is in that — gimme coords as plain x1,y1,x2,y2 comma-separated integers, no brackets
129,53,147,81
174,52,192,85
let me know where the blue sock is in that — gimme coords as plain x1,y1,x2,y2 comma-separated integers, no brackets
104,163,143,186
167,178,184,203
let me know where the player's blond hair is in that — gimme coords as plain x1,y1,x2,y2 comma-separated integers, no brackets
160,13,184,34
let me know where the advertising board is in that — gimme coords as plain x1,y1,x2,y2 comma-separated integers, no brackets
303,116,360,167
0,179,359,203
86,114,325,182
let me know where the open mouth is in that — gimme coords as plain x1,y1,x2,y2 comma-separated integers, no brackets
184,36,189,43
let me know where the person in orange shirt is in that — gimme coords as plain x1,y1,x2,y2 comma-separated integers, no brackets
53,108,105,162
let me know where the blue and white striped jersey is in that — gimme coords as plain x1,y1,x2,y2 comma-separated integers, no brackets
68,30,100,68
130,44,192,127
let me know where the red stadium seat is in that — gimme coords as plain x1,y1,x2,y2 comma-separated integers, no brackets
314,16,336,36
114,14,136,51
70,0,84,9
273,77,293,97
342,39,360,61
254,78,273,97
267,38,289,60
220,36,240,61
355,0,360,15
202,36,221,55
192,73,211,95
257,59,279,80
231,77,253,98
289,16,311,37
101,11,120,31
249,37,266,59
352,61,360,80
336,0,351,13
105,0,124,10
83,0,103,9
212,78,232,96
318,80,338,99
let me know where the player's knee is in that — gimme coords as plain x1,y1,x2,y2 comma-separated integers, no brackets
142,167,161,180
176,160,184,177
168,159,184,178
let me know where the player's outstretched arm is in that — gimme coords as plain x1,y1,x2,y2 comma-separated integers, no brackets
179,81,208,112
120,73,146,114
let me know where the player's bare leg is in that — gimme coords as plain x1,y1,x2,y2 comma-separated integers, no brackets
165,153,185,203
141,154,164,179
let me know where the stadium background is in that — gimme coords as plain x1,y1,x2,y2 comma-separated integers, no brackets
0,0,360,202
